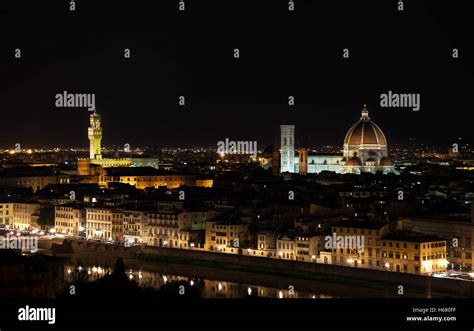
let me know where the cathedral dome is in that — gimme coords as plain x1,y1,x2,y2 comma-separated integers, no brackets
346,156,362,167
344,105,387,147
379,157,394,167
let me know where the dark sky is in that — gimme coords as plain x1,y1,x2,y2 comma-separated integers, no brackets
1,0,473,149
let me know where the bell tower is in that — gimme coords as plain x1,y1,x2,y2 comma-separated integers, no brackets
88,107,102,160
280,124,295,173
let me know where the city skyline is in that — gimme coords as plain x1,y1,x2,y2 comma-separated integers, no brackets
0,103,470,151
2,1,474,329
1,1,473,148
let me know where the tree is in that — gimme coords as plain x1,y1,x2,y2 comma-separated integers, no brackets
38,204,55,227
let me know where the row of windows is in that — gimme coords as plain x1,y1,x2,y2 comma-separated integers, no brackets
335,228,380,236
422,254,446,260
383,242,410,249
125,224,140,230
147,214,179,221
88,214,112,221
382,241,445,249
56,213,74,219
452,251,472,259
56,221,75,227
150,228,179,236
87,222,111,230
106,176,186,182
337,248,381,256
212,224,240,230
148,220,178,226
421,242,446,249
297,243,309,248
88,230,111,238
339,256,381,267
278,242,294,250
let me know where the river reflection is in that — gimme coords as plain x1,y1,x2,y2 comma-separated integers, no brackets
64,264,333,299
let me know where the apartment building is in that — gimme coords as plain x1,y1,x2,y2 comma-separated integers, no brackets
406,216,474,271
145,210,192,248
256,231,277,258
0,201,14,226
112,210,124,242
54,203,86,236
86,207,115,240
12,202,41,230
205,221,248,254
331,220,390,269
381,231,447,275
294,233,325,262
276,234,296,260
123,209,146,244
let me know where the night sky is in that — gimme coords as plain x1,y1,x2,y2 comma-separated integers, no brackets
1,0,473,149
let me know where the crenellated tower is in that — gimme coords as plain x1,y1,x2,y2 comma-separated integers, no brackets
88,107,102,160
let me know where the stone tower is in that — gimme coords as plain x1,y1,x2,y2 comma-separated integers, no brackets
88,108,102,160
280,125,295,173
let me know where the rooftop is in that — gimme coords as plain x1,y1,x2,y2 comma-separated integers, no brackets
103,167,178,176
382,231,445,243
332,220,388,230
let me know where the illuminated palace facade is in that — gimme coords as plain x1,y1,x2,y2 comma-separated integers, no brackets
280,105,396,175
77,108,159,175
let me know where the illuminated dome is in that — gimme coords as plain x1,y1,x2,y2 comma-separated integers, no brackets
346,156,362,167
344,105,387,147
380,157,394,167
342,105,394,174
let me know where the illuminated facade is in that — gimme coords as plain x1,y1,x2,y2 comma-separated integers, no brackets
381,233,448,274
54,204,86,236
407,216,474,271
144,210,192,248
78,109,182,176
204,221,248,253
86,207,115,240
0,202,13,226
98,167,213,189
12,202,41,231
88,108,103,160
123,209,146,244
330,220,447,275
278,105,395,175
331,221,389,270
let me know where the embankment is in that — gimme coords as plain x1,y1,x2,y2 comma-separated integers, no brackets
50,239,473,298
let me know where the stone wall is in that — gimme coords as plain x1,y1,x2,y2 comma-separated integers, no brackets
142,246,473,297
53,239,473,297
